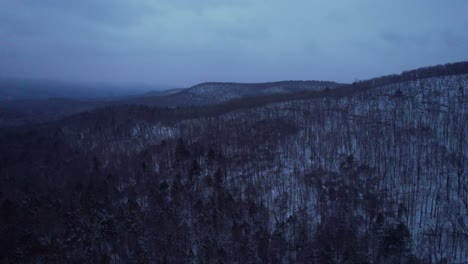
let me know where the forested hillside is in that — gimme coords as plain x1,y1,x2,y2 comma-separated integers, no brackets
0,65,467,263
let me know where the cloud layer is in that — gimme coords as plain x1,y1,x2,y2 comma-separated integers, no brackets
1,0,467,86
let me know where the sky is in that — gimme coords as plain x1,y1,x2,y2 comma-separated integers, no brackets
0,0,467,87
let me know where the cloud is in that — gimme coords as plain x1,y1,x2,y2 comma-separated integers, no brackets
0,0,467,86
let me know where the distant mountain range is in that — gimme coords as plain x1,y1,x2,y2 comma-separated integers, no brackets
0,80,343,127
1,61,467,128
133,80,343,107
0,79,172,101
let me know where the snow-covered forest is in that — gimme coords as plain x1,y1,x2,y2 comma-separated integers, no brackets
0,64,467,263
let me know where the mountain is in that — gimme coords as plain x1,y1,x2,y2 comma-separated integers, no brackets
133,80,343,107
186,80,341,100
0,62,467,263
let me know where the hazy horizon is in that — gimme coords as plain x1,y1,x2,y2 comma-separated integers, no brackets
1,61,466,90
1,0,467,87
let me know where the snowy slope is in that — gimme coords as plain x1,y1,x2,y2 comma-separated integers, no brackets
133,80,342,107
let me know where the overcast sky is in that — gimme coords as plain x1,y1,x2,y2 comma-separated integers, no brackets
1,0,467,87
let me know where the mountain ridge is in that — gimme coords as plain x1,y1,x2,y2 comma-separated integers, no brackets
1,61,467,128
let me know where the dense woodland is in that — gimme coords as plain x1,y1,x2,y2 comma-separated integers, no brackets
0,63,467,263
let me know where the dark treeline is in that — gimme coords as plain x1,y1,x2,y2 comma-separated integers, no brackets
191,80,339,89
348,61,468,92
0,70,467,263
